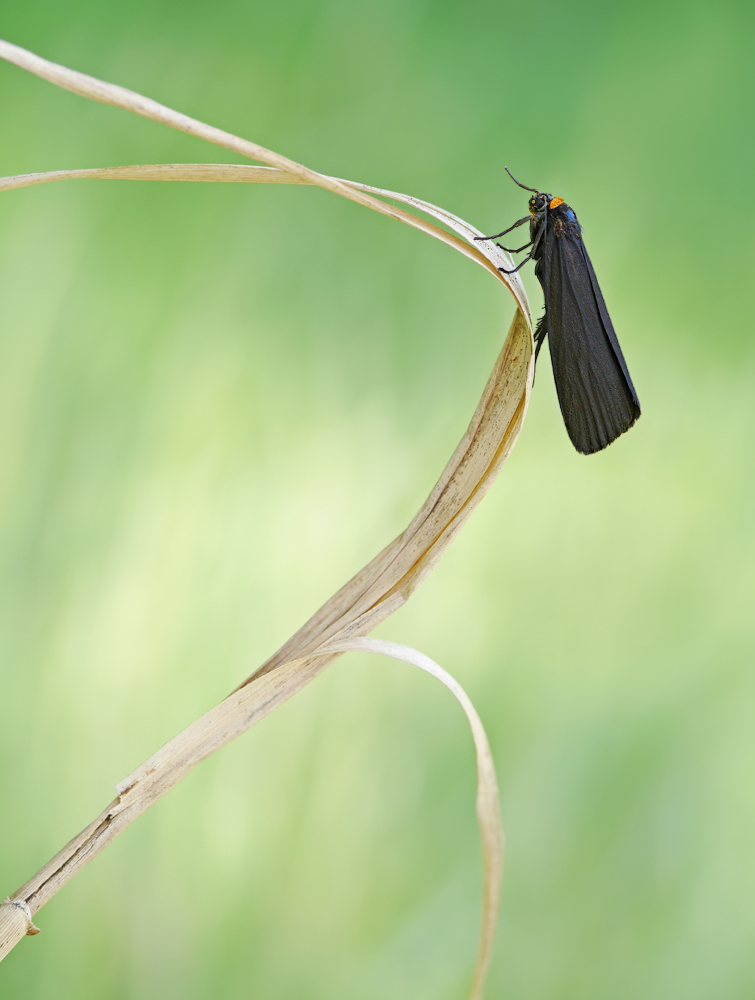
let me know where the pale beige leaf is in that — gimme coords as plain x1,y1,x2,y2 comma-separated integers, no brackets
0,160,527,315
0,40,534,981
0,40,524,305
321,638,503,1000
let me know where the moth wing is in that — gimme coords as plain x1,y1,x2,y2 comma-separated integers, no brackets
580,242,641,409
543,228,640,454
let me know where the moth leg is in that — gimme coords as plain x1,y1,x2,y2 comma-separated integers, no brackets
529,221,546,256
496,212,546,273
530,312,548,385
474,215,531,241
534,313,548,363
498,240,533,254
498,256,532,274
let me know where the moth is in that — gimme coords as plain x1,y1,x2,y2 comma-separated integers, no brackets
477,169,640,454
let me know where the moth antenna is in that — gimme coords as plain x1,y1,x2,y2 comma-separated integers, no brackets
505,166,539,193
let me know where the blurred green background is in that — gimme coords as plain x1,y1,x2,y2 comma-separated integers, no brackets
1,1,754,997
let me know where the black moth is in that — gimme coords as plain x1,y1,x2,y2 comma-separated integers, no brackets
476,169,640,454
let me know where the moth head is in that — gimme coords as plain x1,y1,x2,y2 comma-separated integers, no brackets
529,192,549,215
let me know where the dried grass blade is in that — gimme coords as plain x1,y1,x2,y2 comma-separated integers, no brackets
321,637,503,1000
246,306,532,684
0,163,310,193
0,41,522,300
0,160,528,317
0,40,534,972
0,307,530,961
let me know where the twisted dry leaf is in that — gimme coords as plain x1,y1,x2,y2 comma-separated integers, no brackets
0,39,533,996
322,638,503,1000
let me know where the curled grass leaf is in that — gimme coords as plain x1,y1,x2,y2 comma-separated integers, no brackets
321,638,503,1000
0,161,529,318
0,39,533,990
0,40,526,308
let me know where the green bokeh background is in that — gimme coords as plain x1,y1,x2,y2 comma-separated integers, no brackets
1,1,754,997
